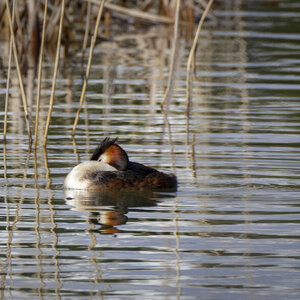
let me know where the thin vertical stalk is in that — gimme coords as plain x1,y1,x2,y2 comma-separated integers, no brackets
72,135,81,164
191,134,197,177
34,0,48,149
3,140,8,185
185,0,214,147
72,0,106,136
162,109,176,174
42,146,51,189
83,1,91,51
3,0,15,141
5,0,32,145
81,2,92,150
161,0,181,109
43,0,65,147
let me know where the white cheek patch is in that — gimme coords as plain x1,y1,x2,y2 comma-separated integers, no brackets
99,153,109,163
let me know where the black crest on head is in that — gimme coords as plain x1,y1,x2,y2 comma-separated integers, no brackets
90,137,118,161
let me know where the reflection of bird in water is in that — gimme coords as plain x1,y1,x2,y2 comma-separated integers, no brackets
65,189,164,234
64,137,177,190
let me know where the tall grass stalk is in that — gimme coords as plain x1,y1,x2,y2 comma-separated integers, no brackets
5,0,32,145
185,0,214,147
72,0,106,136
34,0,48,149
161,0,181,109
83,1,91,51
3,0,15,141
43,0,65,147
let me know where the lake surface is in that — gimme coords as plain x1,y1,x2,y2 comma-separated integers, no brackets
0,1,300,299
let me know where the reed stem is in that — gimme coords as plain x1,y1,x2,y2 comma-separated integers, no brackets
83,1,91,51
72,0,106,136
3,0,15,141
43,0,65,147
185,0,214,147
34,0,48,149
161,0,181,109
5,0,32,145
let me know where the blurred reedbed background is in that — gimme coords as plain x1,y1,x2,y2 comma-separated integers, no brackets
0,0,215,149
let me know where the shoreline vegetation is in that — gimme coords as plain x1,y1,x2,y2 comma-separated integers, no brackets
0,0,216,149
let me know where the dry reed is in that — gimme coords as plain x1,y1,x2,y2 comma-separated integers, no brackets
160,0,181,109
3,0,14,141
34,0,48,149
89,0,174,24
186,0,214,147
83,1,92,51
72,0,106,136
5,0,32,145
43,0,65,147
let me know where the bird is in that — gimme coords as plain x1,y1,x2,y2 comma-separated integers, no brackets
64,137,177,190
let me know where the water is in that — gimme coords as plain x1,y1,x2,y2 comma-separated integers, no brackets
0,2,300,299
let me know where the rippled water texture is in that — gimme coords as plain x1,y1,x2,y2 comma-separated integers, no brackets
0,2,300,299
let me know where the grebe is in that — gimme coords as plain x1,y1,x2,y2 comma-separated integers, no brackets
64,137,177,190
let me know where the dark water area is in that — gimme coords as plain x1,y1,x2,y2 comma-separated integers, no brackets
0,1,300,299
